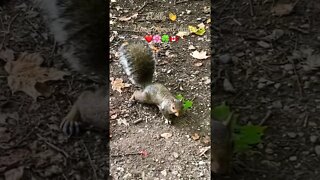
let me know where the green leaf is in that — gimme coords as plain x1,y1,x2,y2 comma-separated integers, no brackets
233,125,267,153
183,100,193,110
176,94,184,101
212,102,231,121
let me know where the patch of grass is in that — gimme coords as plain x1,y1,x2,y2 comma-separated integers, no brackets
176,94,193,110
212,102,267,153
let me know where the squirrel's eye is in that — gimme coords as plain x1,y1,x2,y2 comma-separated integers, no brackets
172,106,175,110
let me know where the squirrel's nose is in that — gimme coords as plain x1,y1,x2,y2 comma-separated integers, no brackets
175,112,180,116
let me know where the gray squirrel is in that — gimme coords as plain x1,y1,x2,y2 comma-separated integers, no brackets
35,0,108,136
118,40,183,123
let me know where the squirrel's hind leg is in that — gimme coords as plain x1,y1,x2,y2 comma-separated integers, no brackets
60,104,81,137
129,90,149,103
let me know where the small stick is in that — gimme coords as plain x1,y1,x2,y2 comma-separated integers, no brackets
133,118,143,124
111,152,142,157
137,2,148,12
259,110,272,125
81,140,98,180
176,0,189,4
37,134,70,158
249,0,255,16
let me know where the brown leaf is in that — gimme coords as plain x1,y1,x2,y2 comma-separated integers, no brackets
0,48,14,62
0,127,11,143
5,166,24,180
0,149,30,167
110,77,130,93
271,3,294,16
202,135,211,145
4,53,68,100
191,133,200,141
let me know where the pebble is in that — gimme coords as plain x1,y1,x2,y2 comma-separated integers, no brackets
219,54,231,64
265,148,273,154
315,145,320,156
272,100,283,109
310,135,318,143
161,170,167,176
274,83,281,89
287,132,297,138
257,41,271,48
289,156,297,161
283,64,293,71
173,152,179,159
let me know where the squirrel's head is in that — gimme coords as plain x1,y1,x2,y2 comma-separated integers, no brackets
170,99,183,117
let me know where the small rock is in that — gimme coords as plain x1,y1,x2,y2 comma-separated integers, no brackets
265,148,273,154
236,52,245,57
283,64,293,71
315,145,320,156
274,83,281,89
272,100,283,109
257,41,271,48
287,132,297,138
219,54,231,64
172,152,179,159
186,10,191,14
160,133,172,139
310,135,318,143
257,83,265,89
161,170,167,176
289,156,297,161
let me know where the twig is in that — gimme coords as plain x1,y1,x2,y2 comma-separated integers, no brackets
137,2,148,12
249,0,255,16
110,28,143,33
291,60,303,97
0,13,19,49
111,152,141,157
176,0,189,4
37,134,70,158
81,140,98,180
259,110,271,126
133,118,143,124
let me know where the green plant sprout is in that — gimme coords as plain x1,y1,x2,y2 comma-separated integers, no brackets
176,94,193,110
212,102,267,153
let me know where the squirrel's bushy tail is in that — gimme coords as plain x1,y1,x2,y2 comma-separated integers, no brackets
118,40,155,88
35,0,107,80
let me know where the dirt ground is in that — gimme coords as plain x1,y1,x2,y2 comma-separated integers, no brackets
213,0,320,179
109,0,211,179
0,1,108,179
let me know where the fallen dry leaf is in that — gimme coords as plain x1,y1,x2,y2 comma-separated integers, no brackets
176,31,190,39
110,77,130,93
192,133,200,141
271,3,294,16
5,166,24,180
0,48,14,62
110,114,118,120
188,45,196,50
191,50,209,60
197,23,205,29
118,13,138,22
202,135,211,145
0,149,30,167
4,53,68,100
194,62,203,67
160,132,172,139
168,12,177,21
0,127,11,143
117,118,129,126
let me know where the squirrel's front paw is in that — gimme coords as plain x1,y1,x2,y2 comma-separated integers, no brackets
60,118,80,136
60,105,81,136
